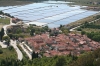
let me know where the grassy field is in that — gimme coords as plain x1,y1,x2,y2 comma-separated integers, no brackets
0,18,10,25
66,14,95,29
0,47,17,59
0,18,10,30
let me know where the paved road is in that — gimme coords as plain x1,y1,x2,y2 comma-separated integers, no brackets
3,18,23,60
10,40,23,60
19,43,32,59
0,41,7,48
70,18,100,31
3,18,16,36
70,25,81,31
24,43,33,52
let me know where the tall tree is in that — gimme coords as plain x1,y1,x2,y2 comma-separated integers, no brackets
30,29,35,36
32,51,38,60
0,32,1,40
55,57,66,66
32,51,36,60
2,36,10,46
0,28,4,41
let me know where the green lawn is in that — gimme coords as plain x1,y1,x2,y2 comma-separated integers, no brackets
0,18,10,25
0,47,17,59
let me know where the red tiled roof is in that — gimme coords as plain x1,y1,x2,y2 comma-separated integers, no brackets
44,53,51,57
62,51,70,55
25,33,100,57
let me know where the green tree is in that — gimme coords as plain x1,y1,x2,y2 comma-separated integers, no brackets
32,51,38,60
32,51,36,60
8,46,14,51
30,29,35,36
81,31,86,35
16,28,22,34
3,36,10,46
0,11,4,15
92,35,100,42
42,25,49,31
55,57,66,66
8,33,13,39
0,28,4,41
0,49,3,54
77,28,82,31
59,24,63,29
3,36,10,40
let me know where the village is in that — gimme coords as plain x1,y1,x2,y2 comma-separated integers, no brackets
0,15,99,58
0,0,100,66
24,32,100,57
0,12,100,60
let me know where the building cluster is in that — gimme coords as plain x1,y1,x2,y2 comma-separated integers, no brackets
12,18,21,23
25,33,100,57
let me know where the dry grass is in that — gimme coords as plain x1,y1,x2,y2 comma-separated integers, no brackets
0,1,33,6
66,12,100,29
67,15,95,27
0,24,3,30
83,28,100,33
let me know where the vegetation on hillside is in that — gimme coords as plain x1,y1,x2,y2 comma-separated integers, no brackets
65,0,100,6
0,0,100,6
0,47,100,66
70,48,100,66
0,46,17,60
7,25,50,39
0,1,100,66
0,0,34,6
0,18,10,25
0,55,73,66
76,15,100,42
0,28,4,41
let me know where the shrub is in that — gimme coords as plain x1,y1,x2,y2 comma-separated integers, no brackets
8,46,14,51
0,49,3,54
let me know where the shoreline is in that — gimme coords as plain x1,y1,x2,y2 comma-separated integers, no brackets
1,1,100,29
25,21,47,26
22,11,99,28
66,12,100,29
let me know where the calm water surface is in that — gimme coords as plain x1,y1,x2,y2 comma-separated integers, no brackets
0,1,98,28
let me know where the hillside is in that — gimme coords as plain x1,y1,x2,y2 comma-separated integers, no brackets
66,0,100,6
0,1,33,6
70,48,100,66
0,0,100,6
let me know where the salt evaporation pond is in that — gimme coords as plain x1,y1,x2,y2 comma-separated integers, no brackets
0,1,99,28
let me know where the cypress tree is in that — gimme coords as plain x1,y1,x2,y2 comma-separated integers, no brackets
0,32,1,40
32,51,36,60
1,28,4,40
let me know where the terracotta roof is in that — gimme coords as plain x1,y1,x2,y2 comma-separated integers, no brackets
44,53,51,57
25,33,100,57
